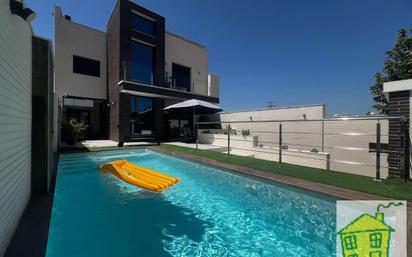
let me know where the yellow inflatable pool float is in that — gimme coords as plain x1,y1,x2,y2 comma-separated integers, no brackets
97,160,180,192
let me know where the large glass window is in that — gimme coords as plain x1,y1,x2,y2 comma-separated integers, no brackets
131,13,155,36
168,119,189,138
172,63,191,91
131,41,154,83
130,96,153,135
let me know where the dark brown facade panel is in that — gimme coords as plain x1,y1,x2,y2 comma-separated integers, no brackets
153,99,166,139
118,93,131,141
388,91,410,177
107,0,121,141
119,0,166,87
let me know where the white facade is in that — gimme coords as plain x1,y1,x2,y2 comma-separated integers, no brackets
208,74,220,99
165,32,219,98
54,6,107,100
54,6,108,150
0,2,33,255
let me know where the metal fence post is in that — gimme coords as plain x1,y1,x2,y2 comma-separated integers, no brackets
279,123,282,163
227,124,231,155
375,121,381,181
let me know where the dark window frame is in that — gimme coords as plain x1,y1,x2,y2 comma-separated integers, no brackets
130,40,155,84
73,55,100,77
130,95,154,136
131,12,156,37
172,62,191,92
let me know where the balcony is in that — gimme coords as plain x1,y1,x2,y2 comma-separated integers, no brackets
119,62,219,102
165,75,191,92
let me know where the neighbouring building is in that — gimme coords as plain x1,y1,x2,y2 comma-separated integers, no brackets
54,0,220,148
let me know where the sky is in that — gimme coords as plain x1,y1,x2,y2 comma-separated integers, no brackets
26,0,412,115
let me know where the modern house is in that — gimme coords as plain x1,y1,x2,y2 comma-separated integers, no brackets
54,0,220,148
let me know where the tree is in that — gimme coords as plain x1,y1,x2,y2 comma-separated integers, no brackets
370,29,412,114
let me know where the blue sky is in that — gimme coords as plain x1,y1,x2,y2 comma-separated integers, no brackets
26,0,412,115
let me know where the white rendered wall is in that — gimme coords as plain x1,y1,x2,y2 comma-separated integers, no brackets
165,32,208,96
220,104,325,121
0,3,33,255
212,105,389,178
198,133,330,169
208,74,219,98
55,6,107,100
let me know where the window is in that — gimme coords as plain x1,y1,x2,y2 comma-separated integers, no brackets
344,235,357,250
130,96,153,135
172,63,191,91
131,13,155,36
370,233,382,248
131,41,154,83
73,56,100,77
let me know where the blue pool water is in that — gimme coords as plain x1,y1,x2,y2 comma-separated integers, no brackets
46,150,337,257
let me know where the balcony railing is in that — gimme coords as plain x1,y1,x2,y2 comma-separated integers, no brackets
121,62,212,97
165,76,191,92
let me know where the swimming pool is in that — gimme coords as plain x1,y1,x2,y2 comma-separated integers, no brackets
46,149,337,257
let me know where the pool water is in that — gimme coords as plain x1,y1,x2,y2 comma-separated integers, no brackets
46,150,337,257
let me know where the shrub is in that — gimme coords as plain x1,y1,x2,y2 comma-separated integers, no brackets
68,119,88,143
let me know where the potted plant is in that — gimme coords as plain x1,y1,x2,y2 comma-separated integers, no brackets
66,119,88,145
310,148,319,153
241,129,250,138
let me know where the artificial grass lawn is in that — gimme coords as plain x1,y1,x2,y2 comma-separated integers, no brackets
159,144,412,202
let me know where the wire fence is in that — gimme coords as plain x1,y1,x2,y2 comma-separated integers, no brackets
195,116,409,180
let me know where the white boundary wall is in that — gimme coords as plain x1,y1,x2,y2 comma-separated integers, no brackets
198,133,330,169
202,105,390,178
0,2,33,255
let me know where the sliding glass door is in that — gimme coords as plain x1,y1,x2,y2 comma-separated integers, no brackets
130,96,154,136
